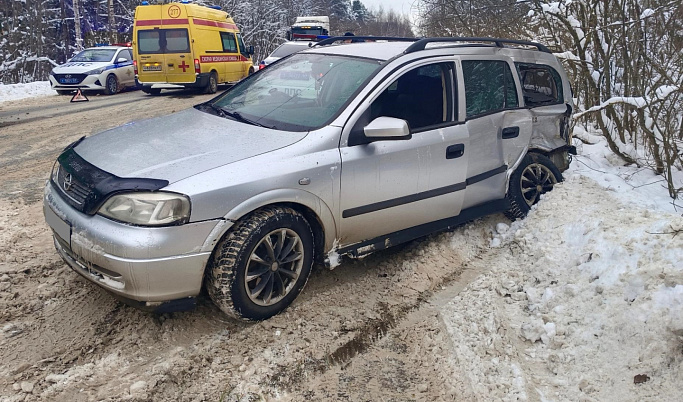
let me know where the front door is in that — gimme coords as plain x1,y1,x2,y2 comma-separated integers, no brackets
339,62,469,246
220,32,242,82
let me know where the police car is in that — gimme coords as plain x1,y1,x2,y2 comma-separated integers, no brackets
49,45,137,95
259,41,315,70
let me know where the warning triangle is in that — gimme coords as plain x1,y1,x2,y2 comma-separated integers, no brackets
70,89,89,103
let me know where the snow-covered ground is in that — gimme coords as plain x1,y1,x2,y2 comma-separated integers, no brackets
0,81,55,103
1,85,680,400
440,127,682,400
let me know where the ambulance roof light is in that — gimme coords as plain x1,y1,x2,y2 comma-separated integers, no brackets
141,1,149,4
180,0,190,3
209,5,222,10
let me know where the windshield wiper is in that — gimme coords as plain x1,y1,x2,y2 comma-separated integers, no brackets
197,103,273,129
221,110,269,128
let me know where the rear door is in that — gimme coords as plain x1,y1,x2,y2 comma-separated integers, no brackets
161,27,193,83
460,59,532,209
134,5,164,83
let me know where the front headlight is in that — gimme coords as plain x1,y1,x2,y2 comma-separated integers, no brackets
84,67,106,75
98,192,191,226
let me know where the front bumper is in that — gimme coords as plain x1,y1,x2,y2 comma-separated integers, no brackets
43,182,220,307
49,74,106,91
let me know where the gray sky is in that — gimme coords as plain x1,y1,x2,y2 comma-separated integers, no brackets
361,0,417,16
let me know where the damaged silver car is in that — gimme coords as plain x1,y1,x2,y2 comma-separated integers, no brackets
44,36,575,320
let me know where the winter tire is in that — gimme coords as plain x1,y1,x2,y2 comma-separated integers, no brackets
206,206,314,321
204,71,218,94
104,74,118,95
505,153,562,220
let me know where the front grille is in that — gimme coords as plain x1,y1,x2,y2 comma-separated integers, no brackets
53,73,88,84
54,164,91,206
52,143,169,215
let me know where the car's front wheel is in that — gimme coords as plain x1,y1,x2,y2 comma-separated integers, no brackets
505,153,562,220
206,206,314,321
104,74,118,95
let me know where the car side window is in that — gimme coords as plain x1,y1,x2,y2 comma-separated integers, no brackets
236,33,248,55
348,62,454,146
515,63,564,107
117,49,132,61
221,32,238,53
462,60,517,118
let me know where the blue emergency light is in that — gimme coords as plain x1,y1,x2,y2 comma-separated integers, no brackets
141,1,149,4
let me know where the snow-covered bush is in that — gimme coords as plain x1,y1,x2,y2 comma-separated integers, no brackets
526,0,682,199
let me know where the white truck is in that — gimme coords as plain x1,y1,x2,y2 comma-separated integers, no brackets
286,16,330,40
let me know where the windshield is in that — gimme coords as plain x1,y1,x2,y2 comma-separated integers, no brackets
291,27,324,35
270,43,310,58
211,53,382,131
71,49,116,62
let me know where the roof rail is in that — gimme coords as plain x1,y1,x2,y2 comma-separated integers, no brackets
404,37,551,54
314,36,418,47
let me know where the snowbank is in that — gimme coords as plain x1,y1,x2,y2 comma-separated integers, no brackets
0,81,56,104
440,130,683,401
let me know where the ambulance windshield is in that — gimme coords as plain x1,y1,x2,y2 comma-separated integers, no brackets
209,53,382,131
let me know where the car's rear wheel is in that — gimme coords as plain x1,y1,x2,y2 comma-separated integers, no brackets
206,206,314,321
505,153,562,220
204,71,218,94
104,74,118,95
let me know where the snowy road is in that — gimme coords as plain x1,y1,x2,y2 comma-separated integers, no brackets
0,92,681,401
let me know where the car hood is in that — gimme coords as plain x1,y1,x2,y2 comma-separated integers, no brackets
74,108,308,183
53,61,111,74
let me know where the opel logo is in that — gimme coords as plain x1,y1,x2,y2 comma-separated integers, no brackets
63,173,73,192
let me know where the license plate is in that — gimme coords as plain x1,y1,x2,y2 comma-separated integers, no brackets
44,205,71,248
142,65,162,71
59,78,79,84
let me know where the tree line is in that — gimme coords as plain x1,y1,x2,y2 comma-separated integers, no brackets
0,0,412,84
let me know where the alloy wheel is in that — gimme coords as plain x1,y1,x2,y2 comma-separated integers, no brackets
245,228,304,306
520,163,558,206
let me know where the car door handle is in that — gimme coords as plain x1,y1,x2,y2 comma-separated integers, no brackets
502,126,520,139
446,144,465,159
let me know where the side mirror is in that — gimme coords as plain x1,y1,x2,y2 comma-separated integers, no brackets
364,117,411,140
116,57,128,64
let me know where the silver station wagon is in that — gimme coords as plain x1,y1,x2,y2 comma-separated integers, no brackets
44,37,575,320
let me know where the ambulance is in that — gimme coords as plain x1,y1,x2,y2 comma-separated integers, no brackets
132,1,254,95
